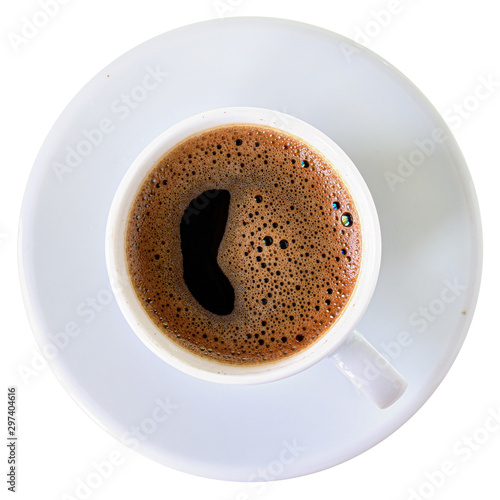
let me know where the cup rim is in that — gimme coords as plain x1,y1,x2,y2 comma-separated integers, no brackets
105,106,381,384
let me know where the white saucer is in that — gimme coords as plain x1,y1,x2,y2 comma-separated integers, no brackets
19,18,482,481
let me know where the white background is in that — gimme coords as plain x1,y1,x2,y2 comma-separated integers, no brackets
2,0,499,499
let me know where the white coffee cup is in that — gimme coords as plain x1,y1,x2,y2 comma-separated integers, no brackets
106,107,407,408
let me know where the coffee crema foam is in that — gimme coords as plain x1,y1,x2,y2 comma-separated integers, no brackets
126,124,361,365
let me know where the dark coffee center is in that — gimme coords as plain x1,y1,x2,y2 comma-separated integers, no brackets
180,189,234,315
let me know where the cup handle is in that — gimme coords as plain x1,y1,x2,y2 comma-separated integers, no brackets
328,330,407,409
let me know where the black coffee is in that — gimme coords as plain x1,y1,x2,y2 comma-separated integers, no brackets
126,124,361,365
